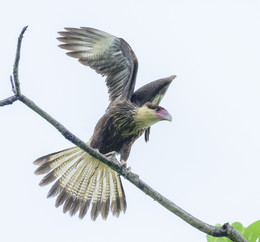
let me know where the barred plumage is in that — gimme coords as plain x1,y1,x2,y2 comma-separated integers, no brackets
34,27,174,221
34,144,126,220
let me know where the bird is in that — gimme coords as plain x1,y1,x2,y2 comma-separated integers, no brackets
34,27,176,221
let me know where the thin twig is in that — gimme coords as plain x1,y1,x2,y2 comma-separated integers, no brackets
12,25,28,95
0,27,28,107
10,76,15,93
0,26,248,242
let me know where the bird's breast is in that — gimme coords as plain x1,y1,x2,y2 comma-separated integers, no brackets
90,103,142,154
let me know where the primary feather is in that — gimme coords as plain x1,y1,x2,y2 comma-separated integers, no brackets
58,27,138,104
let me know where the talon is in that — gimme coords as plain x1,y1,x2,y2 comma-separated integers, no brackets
120,160,127,177
120,159,127,168
120,160,134,178
122,167,130,178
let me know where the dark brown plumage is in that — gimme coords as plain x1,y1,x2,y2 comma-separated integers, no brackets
34,27,176,221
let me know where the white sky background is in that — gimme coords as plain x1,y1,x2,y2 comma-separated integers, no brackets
1,0,260,241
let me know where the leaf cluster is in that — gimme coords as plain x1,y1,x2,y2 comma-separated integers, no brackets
207,221,260,242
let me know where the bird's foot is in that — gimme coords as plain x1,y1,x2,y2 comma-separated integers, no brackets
120,160,131,170
94,148,100,154
120,160,132,178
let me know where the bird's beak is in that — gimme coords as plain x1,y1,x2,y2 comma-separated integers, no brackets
164,113,172,122
156,109,172,122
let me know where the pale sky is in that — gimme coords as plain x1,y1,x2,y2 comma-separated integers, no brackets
1,1,260,242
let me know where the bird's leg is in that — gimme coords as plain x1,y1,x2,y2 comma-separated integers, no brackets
120,160,140,178
120,159,133,178
120,146,131,169
120,159,130,170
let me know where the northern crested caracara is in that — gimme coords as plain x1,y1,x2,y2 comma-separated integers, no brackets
34,27,176,221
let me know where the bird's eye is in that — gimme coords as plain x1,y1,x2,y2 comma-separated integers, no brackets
155,107,160,112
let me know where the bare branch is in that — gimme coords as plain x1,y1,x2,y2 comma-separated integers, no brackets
12,25,28,95
0,95,19,106
1,26,248,242
0,26,27,107
10,76,15,93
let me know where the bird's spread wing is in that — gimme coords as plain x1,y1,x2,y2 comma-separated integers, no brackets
58,27,138,104
131,75,176,141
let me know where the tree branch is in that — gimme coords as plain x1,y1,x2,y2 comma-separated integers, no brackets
0,26,247,242
12,26,28,96
0,95,19,106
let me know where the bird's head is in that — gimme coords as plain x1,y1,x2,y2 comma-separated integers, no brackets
135,102,172,129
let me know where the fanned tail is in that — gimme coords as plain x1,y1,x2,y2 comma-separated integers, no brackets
34,143,126,220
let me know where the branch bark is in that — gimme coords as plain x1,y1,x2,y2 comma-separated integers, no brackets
0,26,247,242
0,95,19,106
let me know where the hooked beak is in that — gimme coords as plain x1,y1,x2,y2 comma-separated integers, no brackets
156,109,172,122
164,113,172,122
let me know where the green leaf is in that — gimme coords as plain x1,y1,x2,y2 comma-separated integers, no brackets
206,234,213,242
243,220,260,242
231,222,244,234
206,221,260,242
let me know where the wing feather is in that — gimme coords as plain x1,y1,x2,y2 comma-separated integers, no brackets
58,27,138,103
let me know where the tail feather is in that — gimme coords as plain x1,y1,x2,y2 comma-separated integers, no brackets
34,145,126,220
63,195,75,213
69,198,81,216
55,188,68,206
100,168,111,219
111,172,121,216
91,167,104,220
39,153,85,187
36,149,85,186
34,147,80,167
116,174,127,212
79,200,91,219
